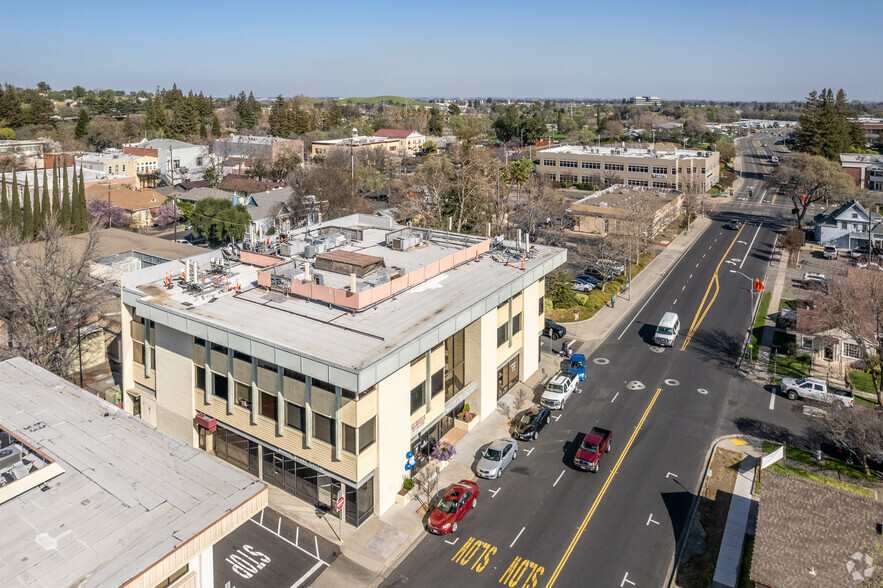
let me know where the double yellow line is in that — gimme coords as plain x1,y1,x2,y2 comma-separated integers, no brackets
545,388,662,588
680,225,746,350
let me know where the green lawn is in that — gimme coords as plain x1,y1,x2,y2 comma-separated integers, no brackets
849,370,876,395
750,292,772,359
761,442,877,484
738,535,755,588
765,462,876,498
767,354,810,378
335,95,434,107
778,298,791,311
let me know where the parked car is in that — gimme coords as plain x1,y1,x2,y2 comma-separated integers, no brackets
801,273,828,292
593,259,624,276
574,274,603,285
427,480,480,534
542,318,566,340
541,373,579,409
822,245,838,259
572,278,595,293
780,377,854,408
476,438,518,479
569,353,587,381
513,405,551,441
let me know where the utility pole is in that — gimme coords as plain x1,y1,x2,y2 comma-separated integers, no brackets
171,145,177,241
106,181,111,228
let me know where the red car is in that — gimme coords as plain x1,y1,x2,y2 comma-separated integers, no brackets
427,479,480,534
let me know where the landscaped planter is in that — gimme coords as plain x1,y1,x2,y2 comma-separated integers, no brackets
395,487,415,506
454,415,479,432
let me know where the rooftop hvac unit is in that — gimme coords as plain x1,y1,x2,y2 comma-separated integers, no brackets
0,445,23,471
311,240,327,255
304,245,317,258
315,273,325,286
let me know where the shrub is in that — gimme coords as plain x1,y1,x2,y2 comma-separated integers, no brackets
431,441,457,461
463,403,470,414
575,293,590,305
784,340,797,356
402,478,414,491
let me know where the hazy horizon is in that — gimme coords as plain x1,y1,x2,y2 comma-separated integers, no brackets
5,0,881,103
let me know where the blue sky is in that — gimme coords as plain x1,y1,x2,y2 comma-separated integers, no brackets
5,0,881,101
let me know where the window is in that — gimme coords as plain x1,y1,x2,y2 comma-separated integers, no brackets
133,341,144,364
359,417,376,452
343,424,356,453
581,176,592,184
604,219,610,232
260,391,277,421
628,179,649,186
652,166,667,174
410,383,425,414
234,381,250,407
497,323,508,347
701,167,706,174
173,159,181,169
653,181,667,188
582,161,600,169
604,163,624,171
512,312,522,335
545,173,556,181
131,395,141,418
285,402,304,431
539,296,544,315
233,350,251,363
431,369,444,397
195,366,205,391
122,165,126,172
543,159,557,166
560,160,577,168
154,564,188,588
210,342,227,354
213,372,228,400
313,413,334,444
196,157,203,167
801,335,814,351
843,342,862,359
627,165,648,173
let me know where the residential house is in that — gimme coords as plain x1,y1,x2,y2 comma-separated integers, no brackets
123,139,209,184
85,185,165,228
0,357,267,588
213,135,305,165
372,129,425,155
0,139,47,169
177,186,236,205
813,199,883,250
239,187,295,235
218,174,283,198
751,470,883,587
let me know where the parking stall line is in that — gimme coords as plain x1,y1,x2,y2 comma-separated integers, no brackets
511,527,526,548
292,561,324,588
247,519,330,565
553,470,565,487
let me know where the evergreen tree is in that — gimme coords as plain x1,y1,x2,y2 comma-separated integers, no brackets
73,167,87,233
170,98,201,139
74,108,90,139
32,167,42,236
211,113,222,137
795,88,862,160
237,91,258,129
40,167,50,230
60,161,71,229
268,96,294,137
22,176,33,239
0,174,8,231
10,172,21,233
52,160,60,219
121,116,136,140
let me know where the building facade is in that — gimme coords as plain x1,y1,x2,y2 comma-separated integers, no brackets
124,139,209,184
840,153,883,191
310,136,400,158
120,214,564,526
0,139,47,169
76,150,158,188
571,185,684,238
372,129,426,155
536,145,720,191
213,135,305,165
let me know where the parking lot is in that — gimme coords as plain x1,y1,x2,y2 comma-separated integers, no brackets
213,507,339,588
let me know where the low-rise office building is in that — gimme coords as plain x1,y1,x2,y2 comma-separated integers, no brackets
124,139,209,184
310,136,400,159
537,145,720,191
840,153,883,191
0,356,267,588
213,135,305,165
571,184,683,238
76,150,158,188
121,214,565,526
372,129,425,155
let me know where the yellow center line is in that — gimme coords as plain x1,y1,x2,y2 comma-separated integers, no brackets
680,226,745,350
545,388,662,588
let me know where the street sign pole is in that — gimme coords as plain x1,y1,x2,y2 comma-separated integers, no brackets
336,491,345,543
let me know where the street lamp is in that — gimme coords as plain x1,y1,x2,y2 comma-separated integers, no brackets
730,270,757,367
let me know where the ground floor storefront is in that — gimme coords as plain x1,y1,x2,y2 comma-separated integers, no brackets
211,424,374,527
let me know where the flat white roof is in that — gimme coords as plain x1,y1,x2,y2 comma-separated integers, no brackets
0,357,266,587
540,145,716,160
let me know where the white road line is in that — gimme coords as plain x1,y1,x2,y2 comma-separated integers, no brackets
740,222,763,269
673,299,678,305
260,510,264,526
689,274,693,279
445,537,459,546
769,387,776,410
666,472,678,478
247,519,330,565
611,392,619,403
292,561,324,588
296,526,299,546
647,514,659,526
621,572,636,587
681,285,685,291
524,447,535,456
696,263,699,268
278,516,282,536
553,414,561,421
315,536,320,558
489,487,501,497
553,470,565,487
511,527,525,548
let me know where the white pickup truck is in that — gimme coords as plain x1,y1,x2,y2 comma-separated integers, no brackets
780,377,854,408
541,373,579,410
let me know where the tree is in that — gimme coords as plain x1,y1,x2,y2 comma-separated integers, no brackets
0,128,16,140
396,156,453,228
60,162,70,229
86,197,128,228
51,160,60,220
547,270,579,309
510,176,564,237
202,166,220,184
74,109,90,139
447,103,461,116
772,152,859,228
716,136,736,167
21,177,33,239
0,219,115,382
211,113,223,137
781,226,805,265
422,140,438,154
822,407,883,476
268,95,294,138
152,201,183,226
190,198,252,242
121,116,137,141
428,106,443,135
0,174,8,231
85,118,124,151
9,172,20,233
72,168,87,233
170,99,201,140
794,88,863,159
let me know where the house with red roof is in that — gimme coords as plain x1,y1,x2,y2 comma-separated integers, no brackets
372,129,425,155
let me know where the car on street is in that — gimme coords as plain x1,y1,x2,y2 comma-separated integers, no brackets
541,373,578,409
542,318,566,340
822,245,838,259
780,377,854,407
513,405,551,441
574,427,612,472
569,353,587,381
426,480,480,534
475,438,518,479
572,278,595,292
722,219,742,230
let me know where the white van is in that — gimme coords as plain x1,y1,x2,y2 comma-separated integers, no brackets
654,312,680,347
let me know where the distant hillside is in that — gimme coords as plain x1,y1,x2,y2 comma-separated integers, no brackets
334,95,433,107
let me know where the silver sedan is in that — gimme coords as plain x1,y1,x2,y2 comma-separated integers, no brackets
476,438,518,479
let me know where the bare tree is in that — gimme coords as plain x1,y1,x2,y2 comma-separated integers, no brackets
772,152,861,228
447,143,496,234
822,406,883,476
781,226,805,265
395,156,453,228
0,219,114,382
411,465,439,512
509,176,565,237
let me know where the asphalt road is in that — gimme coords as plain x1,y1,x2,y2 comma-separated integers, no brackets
383,158,820,588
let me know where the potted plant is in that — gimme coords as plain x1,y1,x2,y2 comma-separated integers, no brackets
431,440,457,462
455,404,479,431
396,477,415,506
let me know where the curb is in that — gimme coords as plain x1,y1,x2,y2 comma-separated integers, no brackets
665,434,761,587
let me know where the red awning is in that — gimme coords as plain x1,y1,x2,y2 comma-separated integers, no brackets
194,413,217,431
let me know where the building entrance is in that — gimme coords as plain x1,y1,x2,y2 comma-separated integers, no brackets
497,355,520,399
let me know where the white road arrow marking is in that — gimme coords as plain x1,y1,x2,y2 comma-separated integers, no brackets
489,487,501,497
621,572,636,587
445,537,459,546
666,472,678,479
647,514,659,526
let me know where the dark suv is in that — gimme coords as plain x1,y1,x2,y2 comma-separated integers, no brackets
513,405,552,441
543,319,566,340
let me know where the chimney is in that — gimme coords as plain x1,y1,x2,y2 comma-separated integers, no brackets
516,229,522,250
303,262,311,282
350,273,357,292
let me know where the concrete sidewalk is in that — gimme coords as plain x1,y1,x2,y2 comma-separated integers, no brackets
271,218,717,588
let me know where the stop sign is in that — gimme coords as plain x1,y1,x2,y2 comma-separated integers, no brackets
336,493,345,512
